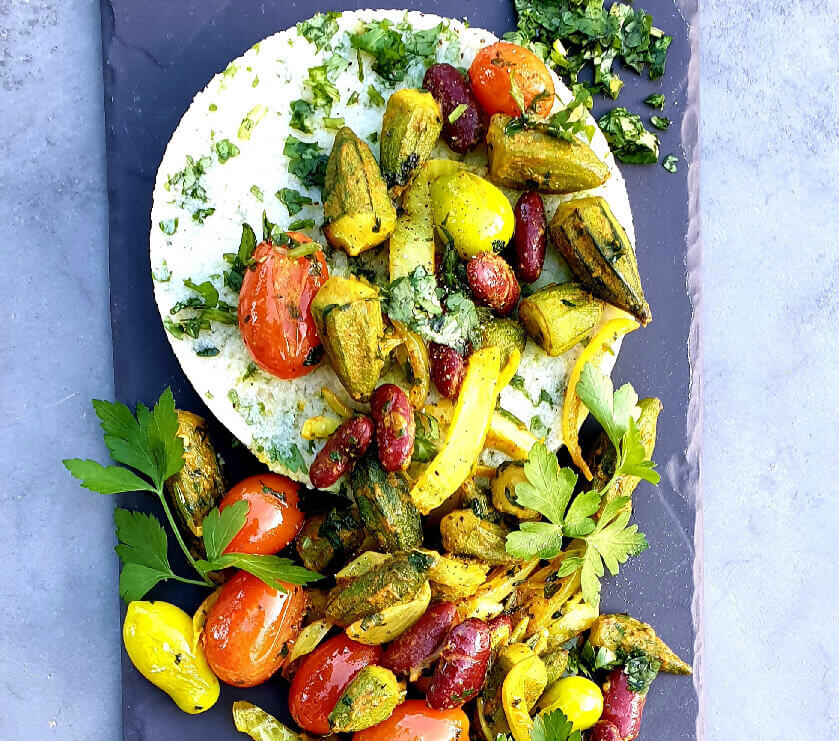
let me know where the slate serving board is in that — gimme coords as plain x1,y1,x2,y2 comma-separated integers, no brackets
99,0,703,738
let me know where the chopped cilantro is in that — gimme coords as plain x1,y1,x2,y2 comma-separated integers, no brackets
289,99,315,133
348,91,360,105
196,347,220,357
166,154,211,218
276,188,313,217
222,223,257,292
152,260,171,283
651,115,671,130
242,362,258,381
288,218,316,231
662,153,678,173
305,64,340,112
297,12,342,51
367,131,379,144
539,388,554,406
165,278,236,340
252,76,259,87
208,103,218,112
158,218,178,236
323,116,345,130
386,266,480,352
530,416,549,437
598,107,660,164
350,19,447,84
509,374,535,402
412,412,440,462
250,185,263,201
644,93,666,109
238,104,268,140
448,103,468,124
284,137,328,188
509,0,673,99
367,85,386,107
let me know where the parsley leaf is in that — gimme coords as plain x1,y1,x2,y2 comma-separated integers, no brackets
576,363,638,451
530,707,581,741
297,11,342,51
199,554,322,592
284,137,328,188
515,442,577,524
580,495,649,608
598,107,660,164
276,188,313,217
114,508,175,602
412,411,440,462
62,459,154,496
203,500,249,561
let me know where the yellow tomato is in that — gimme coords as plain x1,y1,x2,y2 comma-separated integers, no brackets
123,600,219,714
539,676,604,731
430,172,514,260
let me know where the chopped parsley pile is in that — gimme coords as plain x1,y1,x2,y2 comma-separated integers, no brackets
507,0,680,172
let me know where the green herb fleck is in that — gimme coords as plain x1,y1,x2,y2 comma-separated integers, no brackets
448,103,468,124
284,137,328,188
297,12,342,51
276,188,313,217
158,218,178,236
598,107,660,164
651,115,671,131
250,185,264,201
644,93,665,109
662,153,678,173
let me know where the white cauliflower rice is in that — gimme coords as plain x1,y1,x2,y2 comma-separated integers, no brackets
149,9,634,486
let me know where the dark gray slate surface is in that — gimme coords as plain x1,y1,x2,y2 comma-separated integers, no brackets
99,1,700,739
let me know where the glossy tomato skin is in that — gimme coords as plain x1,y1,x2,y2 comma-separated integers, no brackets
352,700,469,741
219,473,304,555
202,571,306,687
469,42,555,119
238,236,328,379
289,633,383,735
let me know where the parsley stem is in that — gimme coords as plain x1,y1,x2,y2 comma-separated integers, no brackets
155,489,213,586
172,575,213,588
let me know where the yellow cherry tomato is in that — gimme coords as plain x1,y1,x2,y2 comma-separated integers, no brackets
430,171,515,260
123,600,220,714
539,676,604,731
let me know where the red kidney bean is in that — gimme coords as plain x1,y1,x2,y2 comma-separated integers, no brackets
590,720,623,741
600,668,647,740
309,415,373,489
466,252,520,316
486,614,513,650
423,63,487,154
428,342,467,399
382,602,458,680
513,192,547,283
427,618,491,710
370,384,415,472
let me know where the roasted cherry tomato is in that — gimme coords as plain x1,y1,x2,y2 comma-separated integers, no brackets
289,633,383,735
201,571,306,687
219,473,304,555
469,42,555,119
352,700,469,741
238,234,329,379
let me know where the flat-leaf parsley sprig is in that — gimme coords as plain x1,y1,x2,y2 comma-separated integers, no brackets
63,389,320,602
505,363,660,608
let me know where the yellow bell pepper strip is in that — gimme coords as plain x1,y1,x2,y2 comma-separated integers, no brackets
321,387,354,420
410,347,502,514
485,412,538,461
501,647,548,741
301,415,342,440
497,347,522,391
392,319,431,409
233,701,302,740
123,601,219,714
562,316,639,479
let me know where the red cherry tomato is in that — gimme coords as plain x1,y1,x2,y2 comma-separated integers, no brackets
289,633,383,735
469,42,555,119
352,700,470,741
219,473,304,555
238,234,328,379
201,571,306,687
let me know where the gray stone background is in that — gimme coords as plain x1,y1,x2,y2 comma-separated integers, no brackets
1,0,837,738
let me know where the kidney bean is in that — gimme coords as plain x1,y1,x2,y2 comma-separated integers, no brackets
467,252,520,316
423,63,487,154
428,342,467,399
370,384,415,472
513,192,547,283
427,618,491,710
382,602,459,680
309,415,373,489
590,720,623,741
486,614,513,651
599,668,647,740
